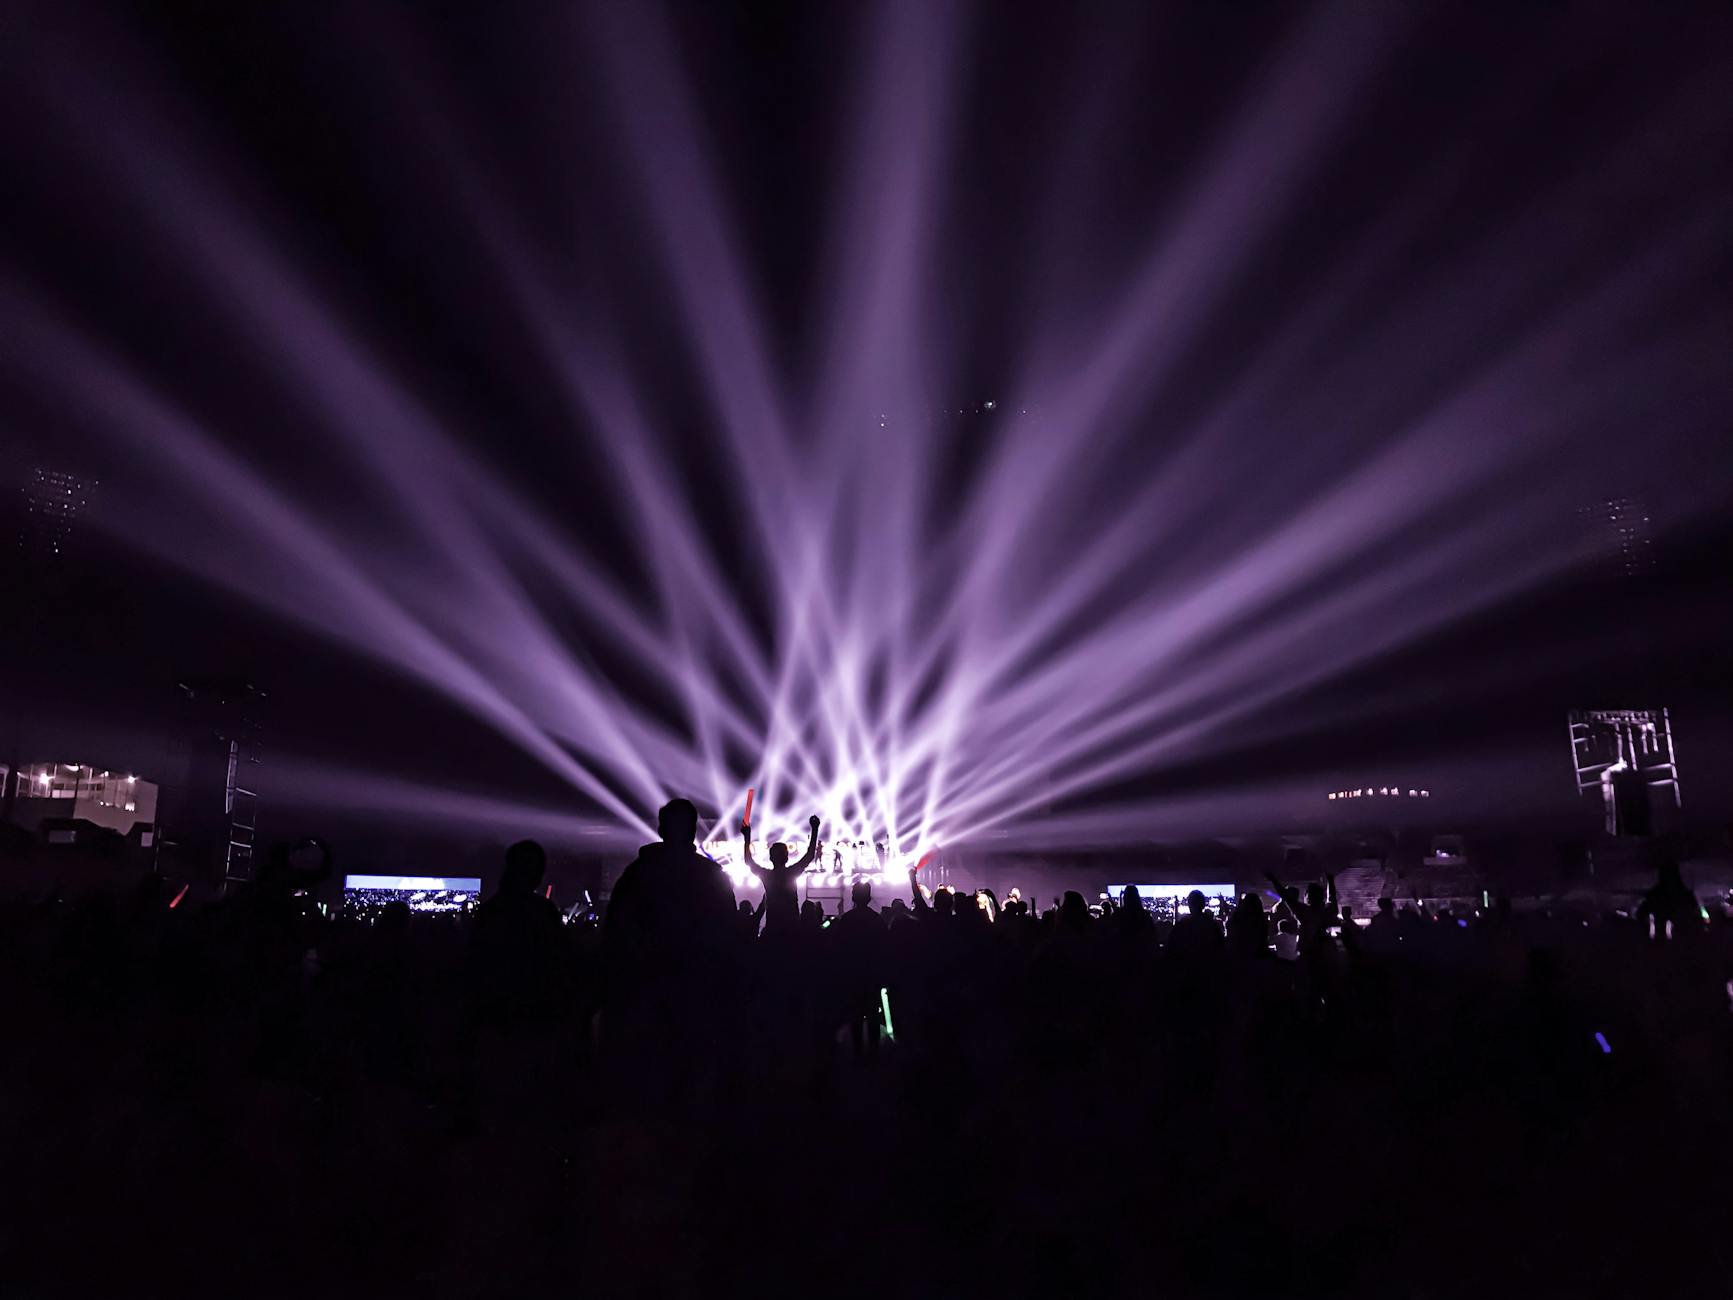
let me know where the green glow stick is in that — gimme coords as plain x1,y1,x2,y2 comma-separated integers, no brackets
880,987,895,1040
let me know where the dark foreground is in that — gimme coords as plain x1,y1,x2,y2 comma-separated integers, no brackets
2,865,1729,1300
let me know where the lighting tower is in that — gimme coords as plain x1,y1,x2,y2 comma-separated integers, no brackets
3,467,102,825
176,676,267,891
1567,709,1680,837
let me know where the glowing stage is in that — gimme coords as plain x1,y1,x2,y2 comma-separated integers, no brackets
704,830,928,896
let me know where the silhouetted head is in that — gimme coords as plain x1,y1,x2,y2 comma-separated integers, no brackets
1121,886,1142,910
1060,891,1089,928
1377,897,1395,915
851,879,873,908
769,841,790,869
501,839,547,896
737,899,755,917
1305,883,1326,909
934,888,954,917
801,899,822,926
1186,889,1207,915
259,837,331,891
657,798,699,845
1235,893,1265,918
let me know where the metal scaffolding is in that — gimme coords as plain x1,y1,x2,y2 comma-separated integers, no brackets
1567,708,1680,835
177,676,266,892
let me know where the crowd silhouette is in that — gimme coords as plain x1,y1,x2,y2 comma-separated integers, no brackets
1,798,1730,1298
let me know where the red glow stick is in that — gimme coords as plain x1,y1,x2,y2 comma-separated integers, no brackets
743,787,755,826
914,851,935,873
169,882,189,909
544,883,554,899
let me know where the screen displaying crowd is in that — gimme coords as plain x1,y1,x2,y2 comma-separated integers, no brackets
341,873,482,916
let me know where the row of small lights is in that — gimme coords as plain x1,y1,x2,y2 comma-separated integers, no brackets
33,764,136,786
1328,787,1430,800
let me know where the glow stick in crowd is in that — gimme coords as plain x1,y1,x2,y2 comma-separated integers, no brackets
169,882,190,909
743,786,755,826
880,987,895,1040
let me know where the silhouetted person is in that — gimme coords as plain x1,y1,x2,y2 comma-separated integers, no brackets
1115,886,1156,939
1299,876,1339,952
1396,905,1424,941
907,870,947,920
1170,889,1224,960
604,800,740,1100
833,878,879,927
1637,859,1701,939
832,879,886,1056
1265,863,1336,949
744,814,820,935
237,836,332,951
1058,890,1091,934
232,836,333,1035
1226,893,1268,958
1365,896,1399,953
1273,916,1301,961
471,839,566,1025
608,799,738,965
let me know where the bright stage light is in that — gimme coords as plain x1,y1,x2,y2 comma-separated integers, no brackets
10,1,1727,858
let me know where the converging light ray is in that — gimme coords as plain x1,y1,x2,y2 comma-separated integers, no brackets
5,2,1729,857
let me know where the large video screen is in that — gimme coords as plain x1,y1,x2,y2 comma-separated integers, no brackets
343,874,481,914
1105,883,1236,923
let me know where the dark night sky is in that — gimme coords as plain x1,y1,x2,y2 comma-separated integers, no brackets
1,0,1730,859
